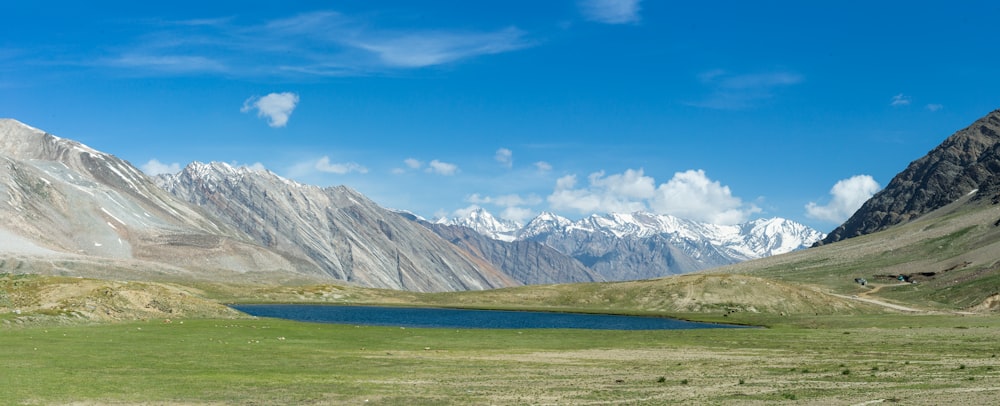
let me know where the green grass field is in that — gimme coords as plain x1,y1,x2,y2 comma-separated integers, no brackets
3,198,1000,404
3,314,1000,405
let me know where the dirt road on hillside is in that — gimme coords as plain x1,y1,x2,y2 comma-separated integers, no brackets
829,283,924,313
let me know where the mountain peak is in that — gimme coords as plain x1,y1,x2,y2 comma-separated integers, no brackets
0,118,101,159
0,118,40,133
439,207,521,242
821,108,1000,244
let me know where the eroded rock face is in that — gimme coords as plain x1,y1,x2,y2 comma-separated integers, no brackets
156,162,516,292
0,120,514,291
0,119,298,277
820,109,1000,245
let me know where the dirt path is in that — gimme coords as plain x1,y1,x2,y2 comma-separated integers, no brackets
828,283,925,313
859,282,908,297
831,283,980,315
830,291,924,312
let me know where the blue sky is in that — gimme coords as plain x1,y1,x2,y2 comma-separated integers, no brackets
3,1,999,231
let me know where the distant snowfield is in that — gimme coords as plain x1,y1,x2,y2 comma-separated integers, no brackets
0,228,60,255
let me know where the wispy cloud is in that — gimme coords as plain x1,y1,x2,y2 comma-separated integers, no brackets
579,0,642,24
140,159,181,175
404,158,423,169
100,10,532,77
288,156,367,177
534,161,553,172
890,93,911,107
468,193,542,207
352,27,528,68
926,103,943,112
315,156,368,174
689,70,803,110
110,54,228,74
241,92,299,127
805,175,880,223
427,160,459,176
495,148,513,168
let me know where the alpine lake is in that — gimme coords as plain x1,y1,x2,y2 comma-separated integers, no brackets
231,304,750,330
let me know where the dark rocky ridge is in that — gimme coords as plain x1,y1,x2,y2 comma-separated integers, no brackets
419,221,604,285
525,229,730,281
820,109,1000,244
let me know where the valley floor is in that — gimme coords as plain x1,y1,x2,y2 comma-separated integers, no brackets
3,314,1000,405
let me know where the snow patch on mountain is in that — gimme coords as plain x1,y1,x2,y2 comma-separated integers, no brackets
436,207,522,242
442,208,825,262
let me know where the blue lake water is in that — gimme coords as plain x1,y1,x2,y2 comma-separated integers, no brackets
231,304,749,330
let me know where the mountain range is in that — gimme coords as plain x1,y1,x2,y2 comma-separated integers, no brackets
435,208,825,280
155,162,519,291
0,118,827,291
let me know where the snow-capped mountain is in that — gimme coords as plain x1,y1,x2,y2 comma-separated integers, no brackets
454,209,824,259
440,208,826,281
435,207,521,242
517,211,574,239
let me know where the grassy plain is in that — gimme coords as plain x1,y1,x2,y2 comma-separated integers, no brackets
3,192,1000,404
3,313,1000,405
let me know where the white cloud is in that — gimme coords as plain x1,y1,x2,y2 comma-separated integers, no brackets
393,158,423,174
467,193,493,205
404,158,423,169
534,161,552,172
590,169,656,199
235,161,267,172
926,103,943,112
466,193,541,223
495,148,513,168
690,70,803,110
501,206,535,224
547,169,654,214
547,168,759,224
579,0,642,24
140,159,181,175
427,159,459,176
241,92,299,127
649,169,760,224
890,93,911,107
452,204,483,219
805,175,881,223
288,156,366,177
315,156,368,174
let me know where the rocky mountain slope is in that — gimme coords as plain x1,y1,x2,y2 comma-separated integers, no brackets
821,109,1000,244
418,220,604,285
156,162,516,292
0,118,822,291
438,209,825,281
0,119,302,278
0,120,518,292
